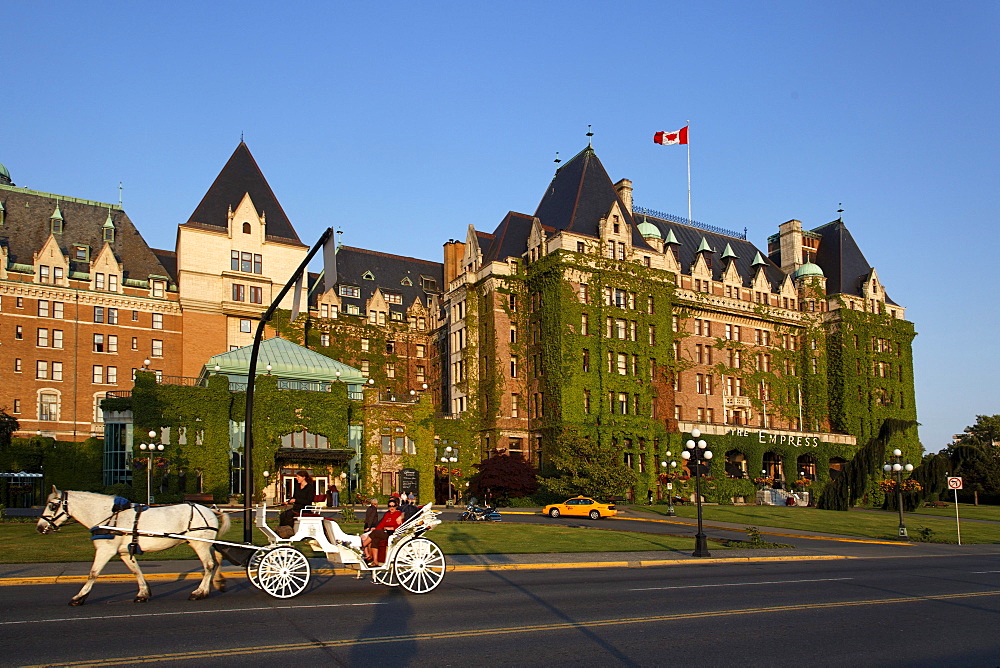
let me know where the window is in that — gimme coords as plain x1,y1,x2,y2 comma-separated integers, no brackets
618,392,628,414
15,325,23,340
361,338,370,352
152,313,163,329
253,254,262,274
232,284,245,301
152,281,165,298
249,286,262,304
39,393,58,421
38,300,50,317
386,363,395,378
51,362,63,381
360,360,370,376
416,365,425,382
52,330,63,349
16,297,23,309
243,222,251,234
416,344,425,358
511,393,520,418
107,366,118,384
37,328,49,347
340,285,360,298
510,327,517,344
240,252,252,273
14,358,22,373
39,265,50,283
108,335,118,353
132,310,139,321
151,339,163,357
617,353,627,375
37,360,49,379
648,325,656,346
231,250,240,271
240,319,252,333
131,337,138,350
510,356,518,378
93,366,104,384
581,313,589,335
584,390,591,413
582,349,590,372
94,306,105,323
577,241,585,253
75,245,89,261
54,302,64,319
13,399,20,414
320,333,330,346
95,273,105,290
93,334,105,352
385,293,402,305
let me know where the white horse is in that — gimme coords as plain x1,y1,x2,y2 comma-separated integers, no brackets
37,487,231,605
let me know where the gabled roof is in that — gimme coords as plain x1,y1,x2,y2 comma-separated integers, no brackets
208,336,366,384
482,211,536,263
0,184,171,282
184,142,303,246
533,146,652,251
810,219,896,303
639,211,786,289
332,246,443,313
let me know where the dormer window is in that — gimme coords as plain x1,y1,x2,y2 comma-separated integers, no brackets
401,276,413,287
385,293,402,305
103,227,114,243
339,285,360,298
362,271,375,281
421,276,437,291
74,245,90,262
50,205,64,234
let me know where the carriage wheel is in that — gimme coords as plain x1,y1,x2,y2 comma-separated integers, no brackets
245,549,266,589
257,546,311,599
393,537,446,594
371,566,400,587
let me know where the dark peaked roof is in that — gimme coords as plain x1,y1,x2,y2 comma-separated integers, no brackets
0,185,171,282
533,147,652,251
333,246,444,315
810,219,895,303
185,142,302,245
482,212,535,263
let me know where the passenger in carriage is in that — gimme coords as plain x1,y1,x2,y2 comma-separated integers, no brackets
362,498,403,566
279,470,316,528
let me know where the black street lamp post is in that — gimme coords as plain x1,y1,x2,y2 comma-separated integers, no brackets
883,448,914,538
681,428,713,557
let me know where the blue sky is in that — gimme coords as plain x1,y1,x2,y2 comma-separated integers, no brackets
4,1,998,451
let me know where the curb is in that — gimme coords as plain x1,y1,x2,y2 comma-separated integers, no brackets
0,554,851,588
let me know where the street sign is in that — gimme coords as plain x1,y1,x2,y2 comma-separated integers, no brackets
948,477,963,490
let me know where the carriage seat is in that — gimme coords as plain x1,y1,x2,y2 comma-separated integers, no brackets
322,517,361,550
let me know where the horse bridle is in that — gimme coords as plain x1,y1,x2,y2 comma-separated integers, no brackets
39,490,71,532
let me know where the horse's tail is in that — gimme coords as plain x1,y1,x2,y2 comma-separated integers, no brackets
214,509,232,538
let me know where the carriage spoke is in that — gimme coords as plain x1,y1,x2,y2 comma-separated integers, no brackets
392,537,445,594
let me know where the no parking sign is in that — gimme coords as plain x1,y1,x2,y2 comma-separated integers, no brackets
947,477,963,490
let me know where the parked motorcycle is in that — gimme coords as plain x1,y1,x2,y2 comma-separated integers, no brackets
458,497,502,521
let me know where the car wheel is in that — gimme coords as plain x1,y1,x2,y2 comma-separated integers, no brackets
549,508,560,518
589,510,600,520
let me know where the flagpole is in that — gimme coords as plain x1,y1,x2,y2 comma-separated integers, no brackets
686,120,692,223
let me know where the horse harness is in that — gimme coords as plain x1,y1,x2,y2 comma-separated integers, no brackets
38,490,71,532
91,500,222,556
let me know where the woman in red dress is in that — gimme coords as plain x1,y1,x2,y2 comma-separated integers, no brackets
362,498,403,566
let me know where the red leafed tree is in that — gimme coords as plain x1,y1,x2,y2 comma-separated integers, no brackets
467,453,539,506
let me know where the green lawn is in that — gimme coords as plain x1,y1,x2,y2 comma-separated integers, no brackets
0,519,718,564
639,504,1000,544
912,504,1000,522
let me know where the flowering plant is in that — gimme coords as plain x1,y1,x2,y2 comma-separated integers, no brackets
880,479,923,493
795,478,813,488
754,476,775,487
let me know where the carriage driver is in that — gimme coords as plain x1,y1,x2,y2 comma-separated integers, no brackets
279,470,316,531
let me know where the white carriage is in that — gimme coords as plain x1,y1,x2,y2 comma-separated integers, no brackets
243,502,447,599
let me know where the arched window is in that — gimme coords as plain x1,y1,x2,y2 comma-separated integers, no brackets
725,451,747,478
242,222,251,234
796,454,817,480
763,451,784,483
828,457,847,480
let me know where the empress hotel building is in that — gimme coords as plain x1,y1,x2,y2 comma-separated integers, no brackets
0,143,917,494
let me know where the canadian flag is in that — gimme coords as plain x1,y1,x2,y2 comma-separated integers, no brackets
653,127,689,145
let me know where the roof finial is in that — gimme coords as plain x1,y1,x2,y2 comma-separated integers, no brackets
241,131,244,143
336,227,343,249
554,151,561,164
837,203,844,220
586,124,594,148
118,181,123,207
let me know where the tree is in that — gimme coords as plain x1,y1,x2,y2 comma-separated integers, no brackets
467,453,539,506
959,414,1000,448
0,408,18,450
940,415,1000,504
543,427,637,501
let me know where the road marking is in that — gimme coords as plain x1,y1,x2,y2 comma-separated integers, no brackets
0,601,384,626
971,570,1000,574
24,589,1000,667
629,577,853,591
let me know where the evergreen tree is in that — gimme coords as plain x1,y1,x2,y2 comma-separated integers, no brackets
543,427,637,500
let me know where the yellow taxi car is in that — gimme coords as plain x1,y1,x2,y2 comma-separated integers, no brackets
542,496,617,520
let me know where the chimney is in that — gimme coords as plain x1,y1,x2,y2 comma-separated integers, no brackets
614,179,633,212
778,219,803,274
443,239,465,287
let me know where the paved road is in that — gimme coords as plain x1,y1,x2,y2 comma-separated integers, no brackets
3,553,999,666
